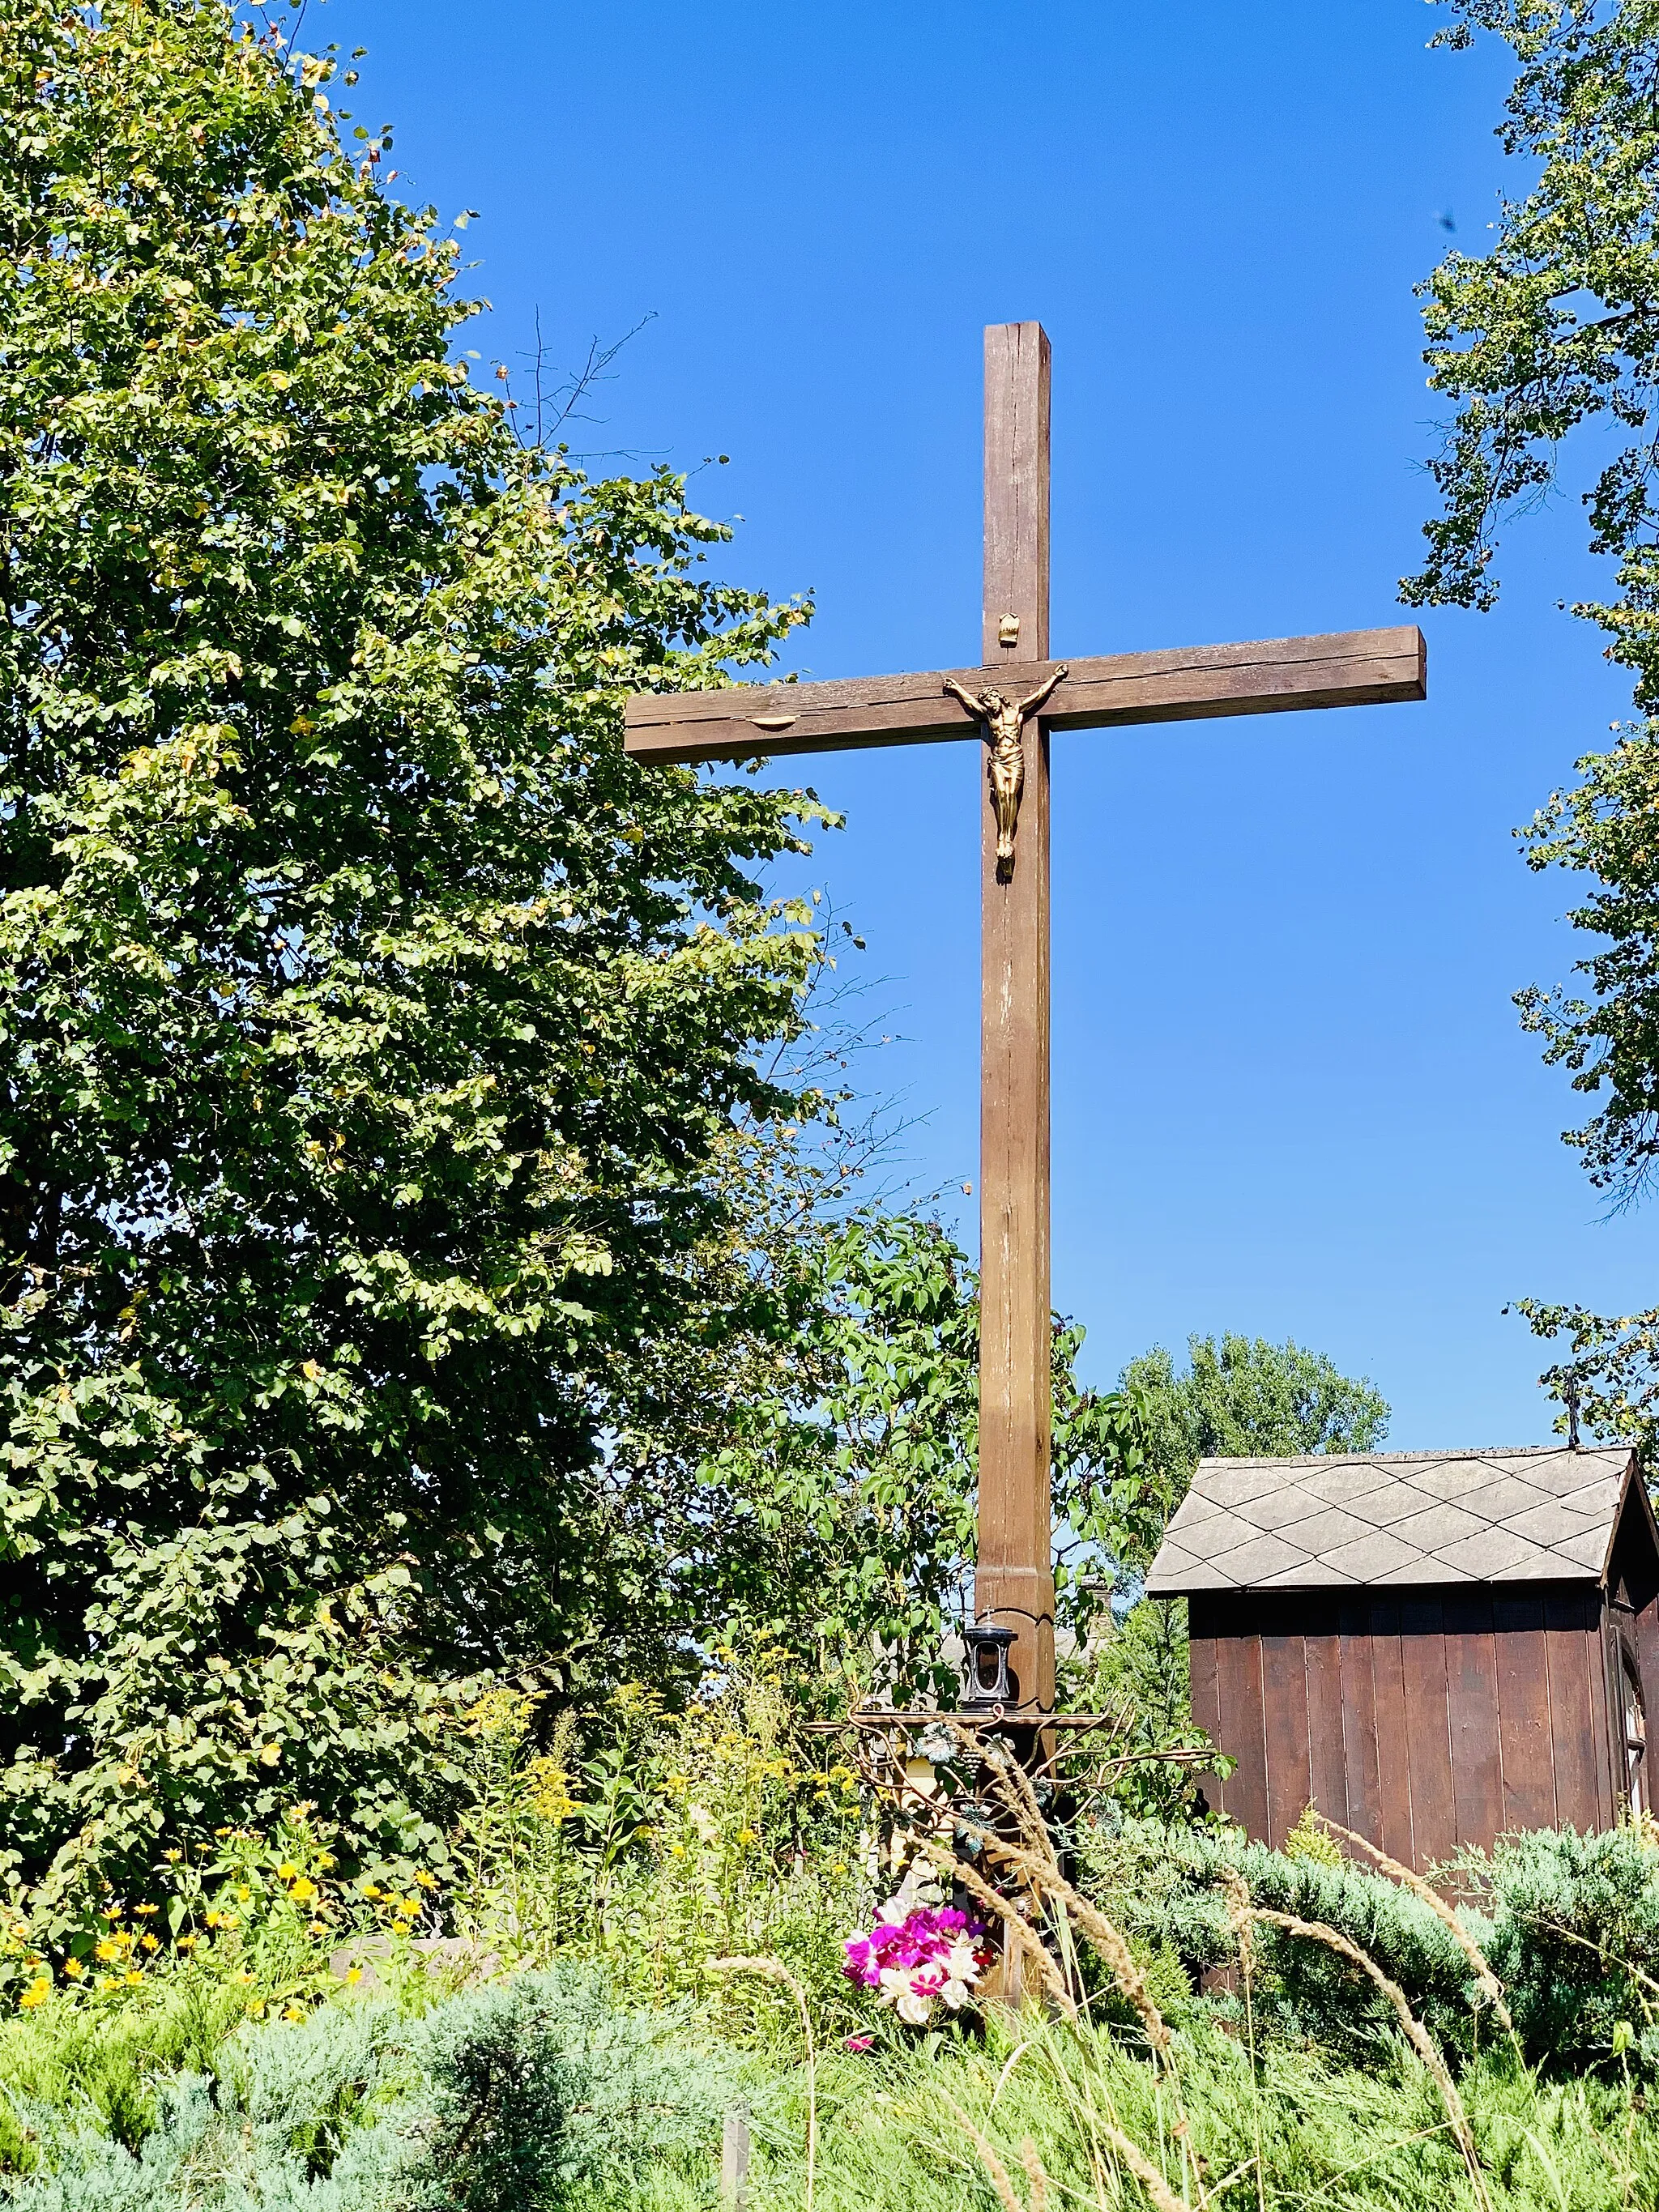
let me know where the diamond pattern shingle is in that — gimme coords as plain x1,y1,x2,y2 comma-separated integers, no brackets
1389,1500,1491,1553
1144,1446,1633,1595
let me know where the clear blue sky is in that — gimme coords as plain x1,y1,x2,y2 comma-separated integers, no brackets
305,0,1651,1447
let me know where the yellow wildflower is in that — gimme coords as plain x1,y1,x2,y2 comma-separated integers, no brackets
283,2004,305,2022
124,1971,142,1987
234,1969,255,1986
164,1849,182,1864
289,1877,318,1904
94,1939,118,1963
62,1958,84,1978
307,1921,326,1937
18,1977,49,2010
345,1966,363,1985
278,1862,298,1881
413,1871,437,1890
140,1935,158,1952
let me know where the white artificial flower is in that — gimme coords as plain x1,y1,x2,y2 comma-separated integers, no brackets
945,1939,982,1986
895,1985,934,2027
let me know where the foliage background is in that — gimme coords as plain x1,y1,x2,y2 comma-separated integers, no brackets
0,0,852,1912
1405,0,1659,1458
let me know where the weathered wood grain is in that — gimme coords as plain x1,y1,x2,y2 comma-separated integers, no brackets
622,626,1428,764
1337,1596,1385,1848
1492,1592,1556,1831
1366,1597,1418,1867
1304,1598,1347,1828
1216,1605,1269,1843
1544,1588,1604,1835
972,323,1055,1715
1188,1598,1226,1819
1401,1597,1456,1870
1444,1590,1503,1852
1261,1616,1313,1848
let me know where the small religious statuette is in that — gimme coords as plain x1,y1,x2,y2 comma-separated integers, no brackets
943,663,1068,877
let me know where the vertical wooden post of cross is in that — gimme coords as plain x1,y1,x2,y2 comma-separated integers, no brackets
975,322,1055,1719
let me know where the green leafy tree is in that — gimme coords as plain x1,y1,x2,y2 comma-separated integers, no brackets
705,1201,1149,1707
0,0,833,1916
1120,1333,1391,1566
1405,0,1659,1439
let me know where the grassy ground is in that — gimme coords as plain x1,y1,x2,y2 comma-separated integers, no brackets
620,2006,1659,2212
1,1669,1657,2207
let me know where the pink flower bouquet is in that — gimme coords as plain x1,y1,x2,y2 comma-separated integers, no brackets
843,1869,992,2027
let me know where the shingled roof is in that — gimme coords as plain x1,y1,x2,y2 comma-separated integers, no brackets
1143,1445,1641,1594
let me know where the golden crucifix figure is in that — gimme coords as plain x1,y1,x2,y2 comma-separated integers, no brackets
942,664,1069,876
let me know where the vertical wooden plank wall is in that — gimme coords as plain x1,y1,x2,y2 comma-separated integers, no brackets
1545,1588,1609,1835
1492,1592,1557,1830
1336,1597,1384,1847
1190,1584,1618,1868
1444,1591,1504,1852
1400,1596,1456,1869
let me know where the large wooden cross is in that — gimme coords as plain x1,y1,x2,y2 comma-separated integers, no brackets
625,323,1426,1720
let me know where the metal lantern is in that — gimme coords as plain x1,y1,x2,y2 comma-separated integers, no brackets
962,1622,1017,1708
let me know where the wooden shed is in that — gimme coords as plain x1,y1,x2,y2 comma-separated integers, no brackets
1145,1446,1659,1868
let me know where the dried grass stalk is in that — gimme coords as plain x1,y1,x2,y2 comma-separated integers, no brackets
960,1826,1172,2053
1322,1817,1515,2035
1219,1867,1255,1977
914,1839,1077,2015
946,2099,1186,2212
708,1956,817,2212
942,1721,1056,1863
1094,2116,1193,2212
1248,1908,1491,2212
942,2095,1030,2212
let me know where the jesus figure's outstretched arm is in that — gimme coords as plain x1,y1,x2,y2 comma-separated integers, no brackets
1016,663,1068,718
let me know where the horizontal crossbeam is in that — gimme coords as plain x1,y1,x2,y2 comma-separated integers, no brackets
623,624,1426,766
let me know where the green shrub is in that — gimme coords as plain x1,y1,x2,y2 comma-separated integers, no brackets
3,1967,732,2210
1082,1813,1659,2073
1475,1824,1659,2070
409,1972,733,2212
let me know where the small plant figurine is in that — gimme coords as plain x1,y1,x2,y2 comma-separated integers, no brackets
842,1867,990,2027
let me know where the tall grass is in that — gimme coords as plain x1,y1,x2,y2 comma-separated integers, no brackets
2,1667,1659,2208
